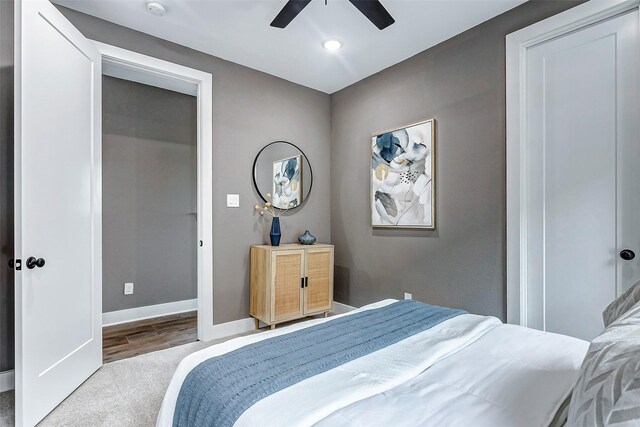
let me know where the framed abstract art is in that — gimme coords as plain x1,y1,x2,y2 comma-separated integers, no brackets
272,154,302,209
371,119,436,229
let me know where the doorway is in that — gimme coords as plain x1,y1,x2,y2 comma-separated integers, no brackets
96,42,214,345
100,75,198,363
506,1,640,340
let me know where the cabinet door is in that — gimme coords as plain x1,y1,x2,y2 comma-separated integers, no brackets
304,248,333,314
272,250,304,322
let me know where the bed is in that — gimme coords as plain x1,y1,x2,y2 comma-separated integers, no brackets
157,299,589,427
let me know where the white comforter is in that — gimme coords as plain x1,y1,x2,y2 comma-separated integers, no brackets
157,300,588,427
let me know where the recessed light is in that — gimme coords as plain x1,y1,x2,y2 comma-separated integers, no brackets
146,1,167,16
323,39,342,52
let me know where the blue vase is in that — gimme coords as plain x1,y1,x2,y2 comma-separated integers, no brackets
298,230,316,245
270,217,281,246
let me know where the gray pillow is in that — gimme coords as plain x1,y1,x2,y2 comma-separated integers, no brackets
603,280,640,327
567,301,640,426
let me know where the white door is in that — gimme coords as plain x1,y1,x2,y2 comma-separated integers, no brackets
523,10,639,340
14,1,102,425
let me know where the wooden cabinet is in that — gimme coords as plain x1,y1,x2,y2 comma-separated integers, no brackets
250,244,334,329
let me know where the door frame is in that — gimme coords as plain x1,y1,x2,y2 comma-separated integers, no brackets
505,0,640,326
94,42,215,341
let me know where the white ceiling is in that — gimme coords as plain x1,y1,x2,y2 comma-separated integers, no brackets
54,0,526,94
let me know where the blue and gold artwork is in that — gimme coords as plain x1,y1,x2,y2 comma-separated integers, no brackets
371,119,435,228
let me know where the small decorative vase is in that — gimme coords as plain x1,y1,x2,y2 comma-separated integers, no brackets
270,217,281,246
298,230,316,245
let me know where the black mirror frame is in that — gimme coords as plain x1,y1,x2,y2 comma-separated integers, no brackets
252,140,313,210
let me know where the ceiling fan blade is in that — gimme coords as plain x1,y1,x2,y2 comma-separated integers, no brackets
270,0,312,28
348,0,395,30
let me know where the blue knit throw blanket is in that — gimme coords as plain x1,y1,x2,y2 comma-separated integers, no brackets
173,300,465,427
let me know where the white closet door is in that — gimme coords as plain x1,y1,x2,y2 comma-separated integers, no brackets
524,10,639,340
14,1,102,425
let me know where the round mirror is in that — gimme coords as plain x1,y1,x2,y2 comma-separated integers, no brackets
252,141,312,210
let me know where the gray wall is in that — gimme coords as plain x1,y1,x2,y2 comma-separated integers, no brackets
330,0,583,319
0,0,14,372
56,6,332,325
0,0,585,372
102,76,198,313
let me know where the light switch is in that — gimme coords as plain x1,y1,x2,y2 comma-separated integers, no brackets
226,194,240,208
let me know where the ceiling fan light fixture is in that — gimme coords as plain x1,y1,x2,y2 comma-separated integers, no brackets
323,39,342,52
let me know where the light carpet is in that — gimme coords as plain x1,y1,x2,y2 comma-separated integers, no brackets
0,330,258,427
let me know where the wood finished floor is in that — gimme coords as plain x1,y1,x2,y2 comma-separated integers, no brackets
102,311,197,363
102,310,334,363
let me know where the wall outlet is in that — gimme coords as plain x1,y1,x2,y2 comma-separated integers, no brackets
404,292,412,300
226,194,240,208
124,282,134,295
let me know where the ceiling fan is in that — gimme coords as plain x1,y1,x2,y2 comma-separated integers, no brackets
271,0,395,30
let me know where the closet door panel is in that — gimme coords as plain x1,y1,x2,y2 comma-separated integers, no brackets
523,11,638,340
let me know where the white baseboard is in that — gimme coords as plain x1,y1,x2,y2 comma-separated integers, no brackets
0,370,14,392
199,301,358,342
103,298,198,327
332,301,357,315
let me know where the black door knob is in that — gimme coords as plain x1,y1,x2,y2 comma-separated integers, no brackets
26,257,46,269
8,259,14,269
620,249,636,261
